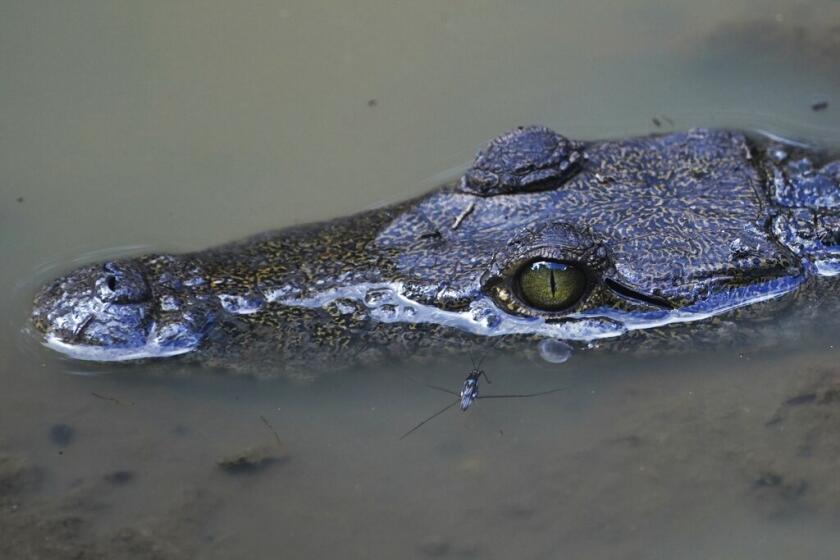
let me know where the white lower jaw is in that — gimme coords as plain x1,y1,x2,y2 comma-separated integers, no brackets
43,324,197,362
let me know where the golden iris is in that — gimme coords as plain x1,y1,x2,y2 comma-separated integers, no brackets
517,260,587,311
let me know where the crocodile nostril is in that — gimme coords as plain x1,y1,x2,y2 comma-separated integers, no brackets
95,261,151,303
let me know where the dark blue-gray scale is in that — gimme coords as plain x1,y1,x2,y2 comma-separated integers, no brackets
382,129,792,306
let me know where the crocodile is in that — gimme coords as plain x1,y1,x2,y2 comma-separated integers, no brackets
30,127,840,376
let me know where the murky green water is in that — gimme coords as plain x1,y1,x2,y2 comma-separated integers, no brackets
3,1,840,558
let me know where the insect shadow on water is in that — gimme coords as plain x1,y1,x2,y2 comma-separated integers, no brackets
400,352,570,439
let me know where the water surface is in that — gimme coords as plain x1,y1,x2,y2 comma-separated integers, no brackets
2,1,840,558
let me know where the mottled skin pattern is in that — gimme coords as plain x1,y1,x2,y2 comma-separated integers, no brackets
30,127,840,377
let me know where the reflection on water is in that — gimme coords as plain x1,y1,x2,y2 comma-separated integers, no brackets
2,0,840,558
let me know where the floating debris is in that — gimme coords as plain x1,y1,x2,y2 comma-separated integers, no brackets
104,470,135,485
91,392,133,406
260,415,283,446
217,444,287,474
651,115,674,127
451,201,475,230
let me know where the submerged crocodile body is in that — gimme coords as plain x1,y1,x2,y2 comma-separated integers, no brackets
31,127,840,375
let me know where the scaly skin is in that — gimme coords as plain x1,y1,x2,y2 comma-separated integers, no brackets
30,127,840,377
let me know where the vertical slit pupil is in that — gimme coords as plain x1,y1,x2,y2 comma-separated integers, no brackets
518,259,587,311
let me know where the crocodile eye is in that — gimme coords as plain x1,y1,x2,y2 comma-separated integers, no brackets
516,260,587,311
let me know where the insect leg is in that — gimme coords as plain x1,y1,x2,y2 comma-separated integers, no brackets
400,401,458,440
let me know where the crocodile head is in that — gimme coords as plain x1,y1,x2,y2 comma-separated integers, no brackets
30,127,840,374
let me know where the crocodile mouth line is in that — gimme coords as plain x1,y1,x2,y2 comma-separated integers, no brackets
43,322,198,362
604,279,675,310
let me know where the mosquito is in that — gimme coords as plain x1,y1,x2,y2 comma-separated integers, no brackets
400,354,569,439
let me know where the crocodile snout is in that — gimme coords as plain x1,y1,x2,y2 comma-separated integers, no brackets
32,261,154,353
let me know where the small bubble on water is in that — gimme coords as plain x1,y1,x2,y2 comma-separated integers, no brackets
334,299,358,315
770,148,788,163
364,288,394,306
472,308,500,329
538,338,572,364
218,294,264,314
378,304,397,319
